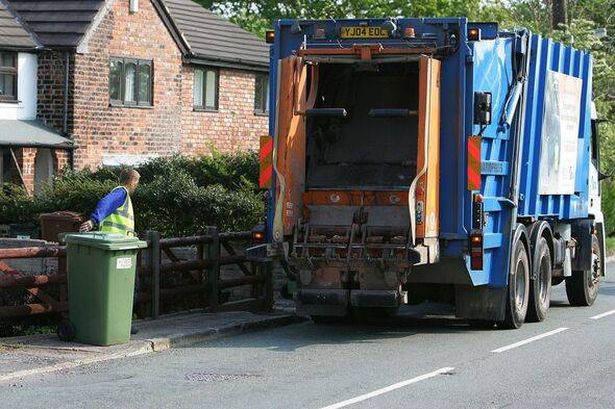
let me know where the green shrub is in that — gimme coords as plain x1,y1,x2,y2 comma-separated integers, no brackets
601,180,615,236
0,184,40,226
0,152,263,238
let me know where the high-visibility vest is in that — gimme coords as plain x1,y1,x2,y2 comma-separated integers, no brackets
100,186,135,236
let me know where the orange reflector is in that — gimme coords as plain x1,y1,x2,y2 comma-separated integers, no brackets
259,135,273,189
265,30,275,44
468,28,481,41
467,135,481,191
252,231,265,242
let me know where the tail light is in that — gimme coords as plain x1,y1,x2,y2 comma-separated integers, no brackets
251,225,266,244
469,229,483,270
468,27,481,41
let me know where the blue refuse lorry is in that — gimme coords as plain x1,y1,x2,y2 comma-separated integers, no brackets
250,17,605,328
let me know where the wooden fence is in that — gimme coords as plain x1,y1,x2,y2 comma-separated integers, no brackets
0,228,273,319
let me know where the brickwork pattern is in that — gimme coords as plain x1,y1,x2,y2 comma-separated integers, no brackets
181,67,267,155
37,51,74,134
70,0,183,169
65,0,266,170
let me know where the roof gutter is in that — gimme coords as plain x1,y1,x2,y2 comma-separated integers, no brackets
184,55,269,73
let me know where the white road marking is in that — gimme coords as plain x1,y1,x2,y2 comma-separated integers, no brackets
491,327,569,354
319,367,454,409
590,309,615,320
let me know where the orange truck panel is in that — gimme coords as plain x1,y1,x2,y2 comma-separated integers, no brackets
416,57,441,239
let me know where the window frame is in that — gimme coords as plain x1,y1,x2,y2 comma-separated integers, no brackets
109,56,153,107
193,66,219,112
254,73,269,115
0,51,18,103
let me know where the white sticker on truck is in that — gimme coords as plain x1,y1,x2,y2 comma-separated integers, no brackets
116,257,133,269
539,70,582,195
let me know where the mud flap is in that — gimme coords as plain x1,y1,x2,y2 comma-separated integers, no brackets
455,285,506,321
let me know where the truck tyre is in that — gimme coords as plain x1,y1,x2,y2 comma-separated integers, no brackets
527,237,552,322
566,235,601,306
499,237,530,329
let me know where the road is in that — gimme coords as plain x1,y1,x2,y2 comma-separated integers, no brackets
3,264,615,409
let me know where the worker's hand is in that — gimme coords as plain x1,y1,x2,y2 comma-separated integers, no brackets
79,220,95,232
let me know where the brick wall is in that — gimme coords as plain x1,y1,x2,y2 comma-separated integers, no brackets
66,0,267,171
53,149,71,176
181,67,267,155
37,51,74,134
71,0,184,170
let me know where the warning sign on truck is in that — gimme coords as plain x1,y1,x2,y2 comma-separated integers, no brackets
539,70,583,195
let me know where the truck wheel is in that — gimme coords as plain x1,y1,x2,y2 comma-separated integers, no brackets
566,235,601,306
527,237,552,322
499,237,530,329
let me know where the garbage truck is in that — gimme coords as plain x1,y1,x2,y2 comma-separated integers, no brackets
249,17,605,329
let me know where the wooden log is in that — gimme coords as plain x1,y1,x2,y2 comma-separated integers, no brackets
0,302,68,318
219,255,248,266
219,275,264,290
0,274,66,289
159,235,212,248
159,259,211,273
219,231,250,241
0,246,66,259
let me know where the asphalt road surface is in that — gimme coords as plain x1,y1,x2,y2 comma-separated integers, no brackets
3,264,615,409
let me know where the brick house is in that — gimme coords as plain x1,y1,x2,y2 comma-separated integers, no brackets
2,0,269,192
0,0,72,195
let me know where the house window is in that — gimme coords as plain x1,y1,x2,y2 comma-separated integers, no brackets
0,52,17,102
254,73,269,114
109,57,153,106
193,67,219,111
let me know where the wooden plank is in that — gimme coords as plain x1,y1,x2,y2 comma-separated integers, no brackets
0,247,65,259
0,302,68,318
219,275,264,290
0,274,66,289
221,242,252,276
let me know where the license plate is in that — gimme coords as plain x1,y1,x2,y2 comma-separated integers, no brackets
340,26,389,39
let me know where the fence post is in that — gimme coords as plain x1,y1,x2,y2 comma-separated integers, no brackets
261,262,274,312
206,226,220,310
148,230,161,319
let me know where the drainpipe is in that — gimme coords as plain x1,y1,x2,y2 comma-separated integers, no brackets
63,51,74,171
63,51,69,135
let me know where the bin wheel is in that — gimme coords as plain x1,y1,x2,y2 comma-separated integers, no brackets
57,319,75,342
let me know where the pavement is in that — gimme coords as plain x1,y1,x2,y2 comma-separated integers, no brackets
1,265,614,408
0,302,299,384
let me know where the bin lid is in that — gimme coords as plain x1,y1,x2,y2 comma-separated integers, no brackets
64,233,148,251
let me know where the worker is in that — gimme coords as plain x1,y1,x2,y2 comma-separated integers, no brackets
79,168,140,235
79,168,141,334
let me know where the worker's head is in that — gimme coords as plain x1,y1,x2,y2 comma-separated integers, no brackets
120,168,141,194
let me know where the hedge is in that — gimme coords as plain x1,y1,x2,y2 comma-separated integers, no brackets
0,152,264,238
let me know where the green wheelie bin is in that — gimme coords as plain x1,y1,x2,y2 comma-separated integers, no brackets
62,233,147,346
